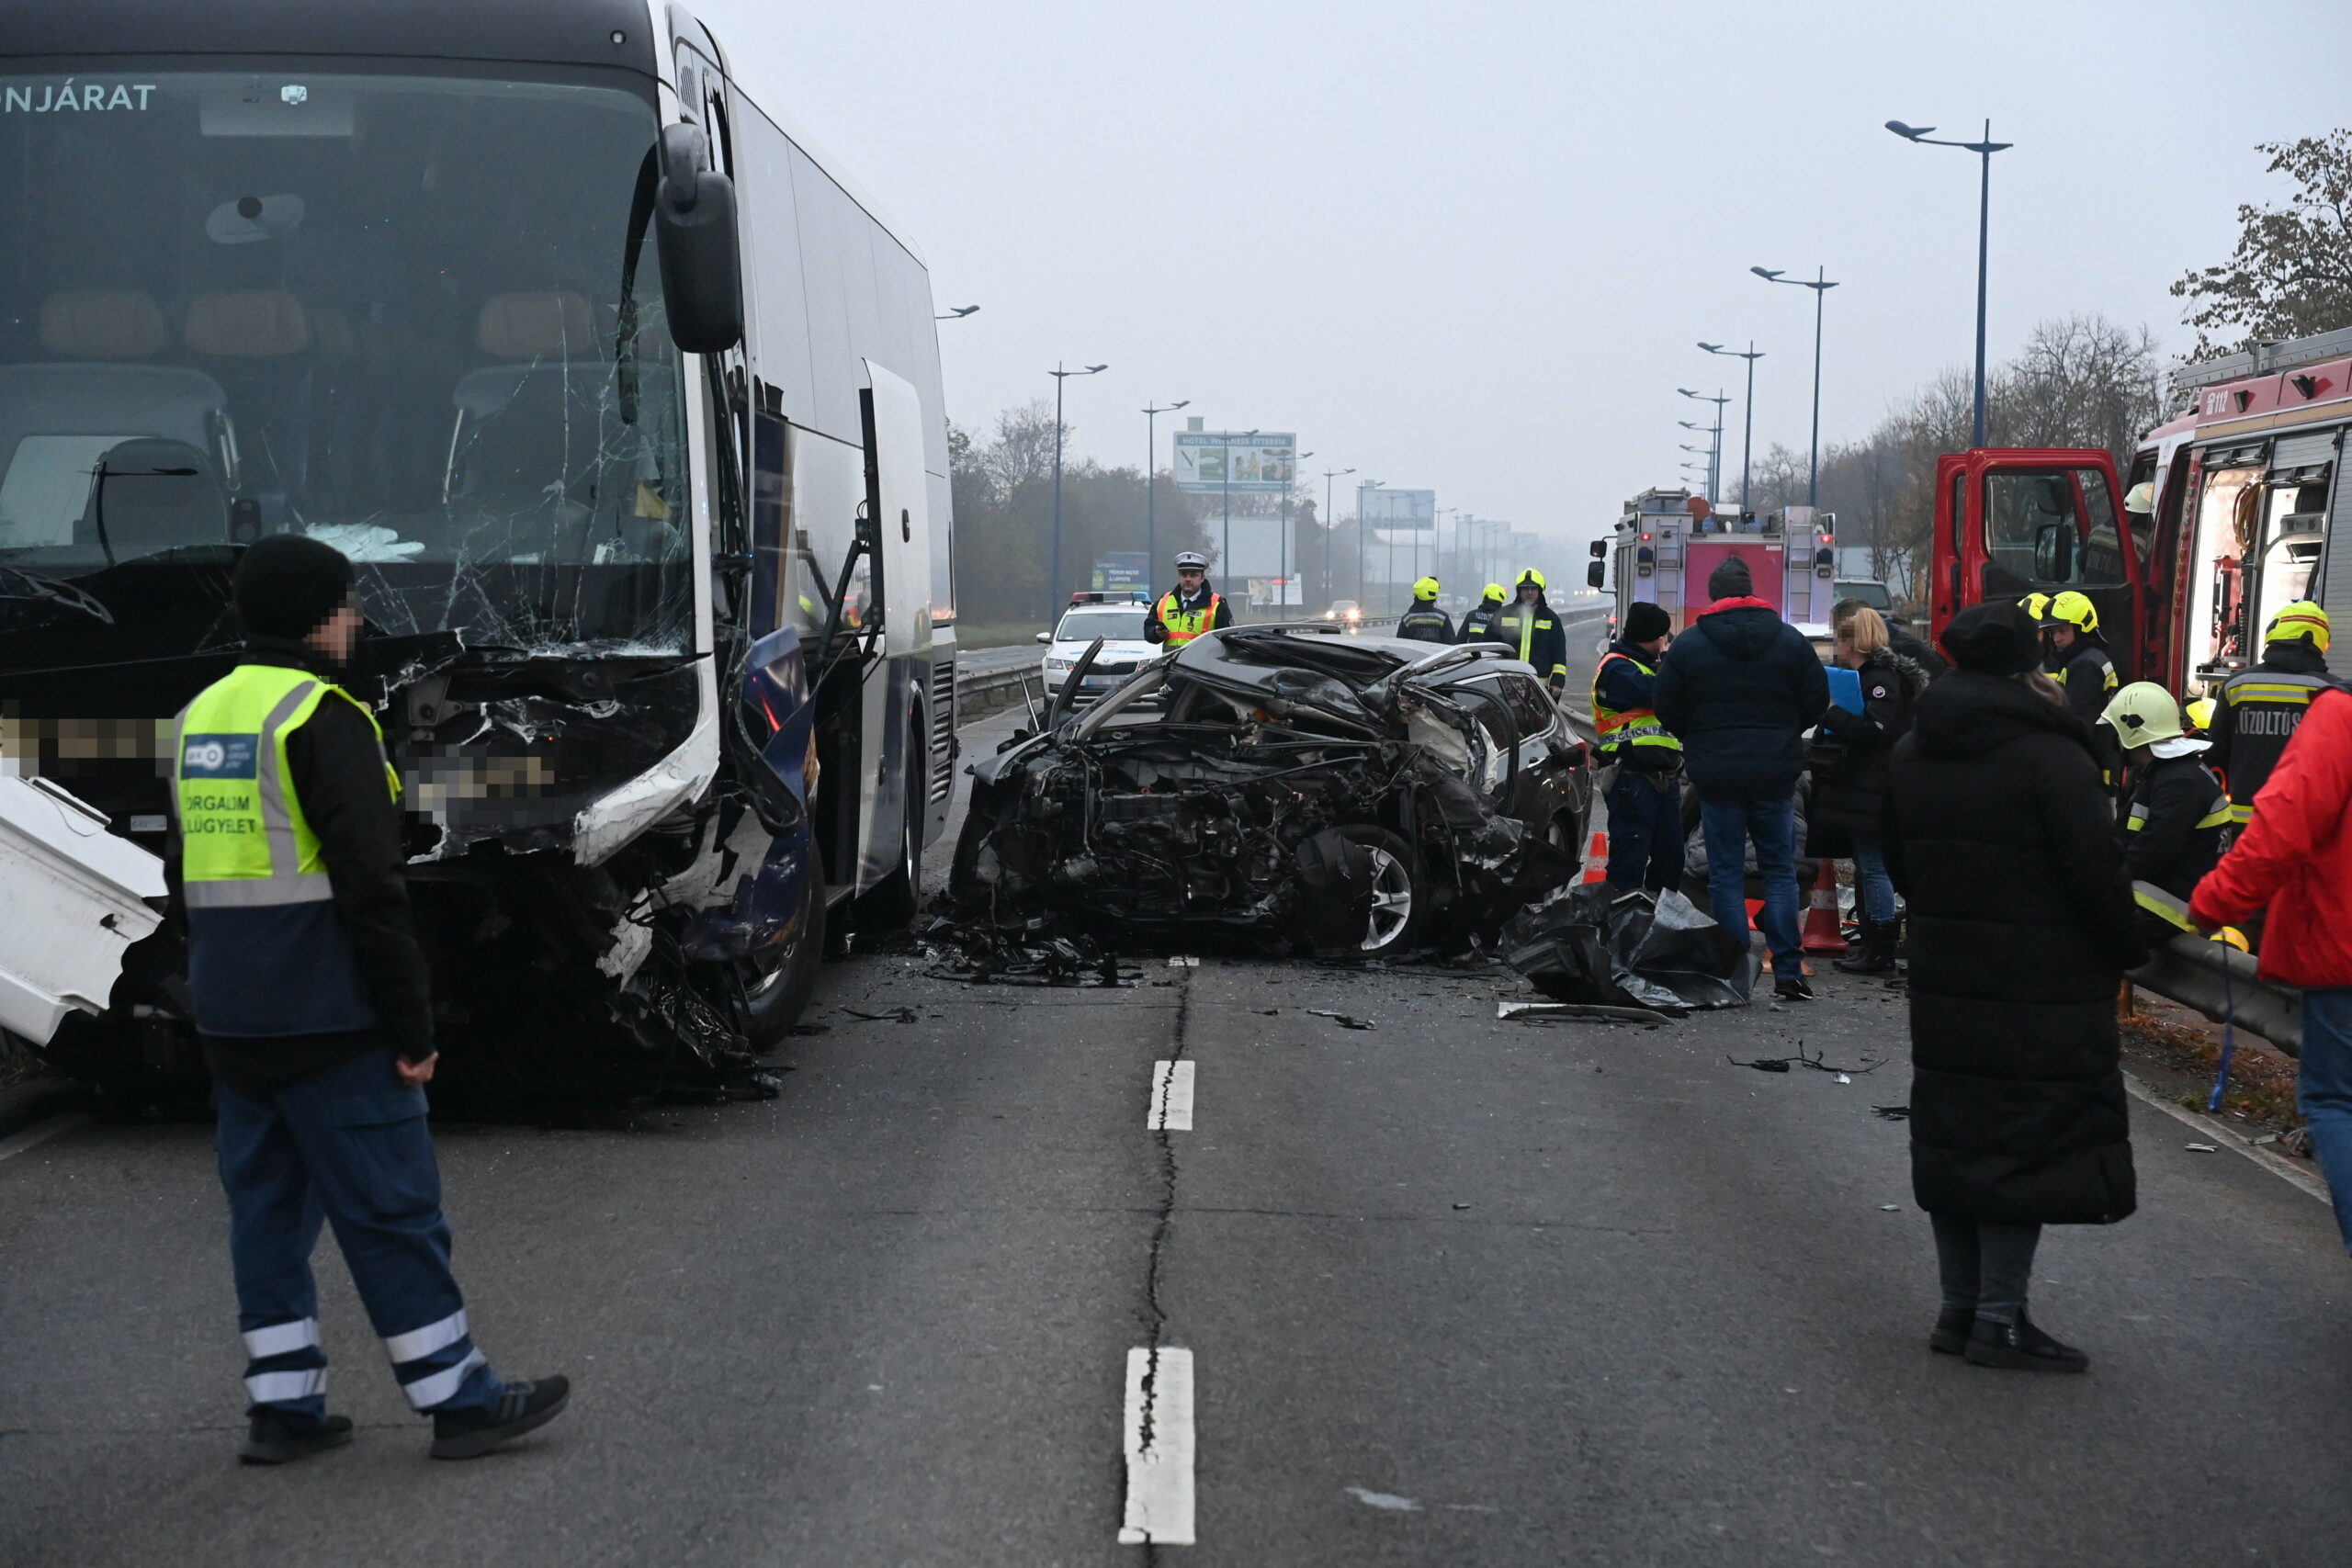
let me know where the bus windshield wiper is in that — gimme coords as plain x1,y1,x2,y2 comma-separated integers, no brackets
0,564,114,626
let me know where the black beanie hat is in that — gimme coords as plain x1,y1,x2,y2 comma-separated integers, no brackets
1624,602,1671,642
1939,601,2042,675
233,534,356,641
1706,555,1753,602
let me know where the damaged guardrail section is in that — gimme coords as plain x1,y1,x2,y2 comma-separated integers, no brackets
2131,932,2302,1056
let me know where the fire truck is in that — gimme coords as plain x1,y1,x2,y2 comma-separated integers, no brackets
1589,488,1842,637
1929,323,2352,694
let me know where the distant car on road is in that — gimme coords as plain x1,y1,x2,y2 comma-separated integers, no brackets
1036,600,1160,706
1323,599,1363,626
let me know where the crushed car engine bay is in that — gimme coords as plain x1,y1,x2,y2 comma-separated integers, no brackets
948,628,1589,960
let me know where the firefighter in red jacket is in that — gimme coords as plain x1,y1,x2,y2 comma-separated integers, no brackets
2191,684,2352,1255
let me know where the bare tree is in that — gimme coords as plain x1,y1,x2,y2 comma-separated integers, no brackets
2171,130,2352,357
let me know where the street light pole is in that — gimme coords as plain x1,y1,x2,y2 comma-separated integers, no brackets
1142,400,1188,584
1679,390,1731,506
1701,343,1764,517
1048,362,1107,613
1281,451,1312,621
1888,118,2013,448
1218,427,1259,609
1753,266,1839,506
1321,466,1354,610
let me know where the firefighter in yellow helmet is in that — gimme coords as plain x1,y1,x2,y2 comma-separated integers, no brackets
1456,583,1510,646
1395,576,1454,643
2018,592,2058,673
2041,591,2120,782
1495,568,1569,694
2100,682,2230,946
2209,600,2336,824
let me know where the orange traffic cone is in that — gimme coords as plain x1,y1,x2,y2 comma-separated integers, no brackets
1581,831,1609,884
1801,857,1849,953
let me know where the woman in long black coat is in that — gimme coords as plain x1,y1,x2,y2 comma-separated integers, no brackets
1883,602,2146,1372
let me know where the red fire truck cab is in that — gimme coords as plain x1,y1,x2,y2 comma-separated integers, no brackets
1931,324,2352,695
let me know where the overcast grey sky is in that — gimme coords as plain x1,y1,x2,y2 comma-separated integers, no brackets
692,0,2350,556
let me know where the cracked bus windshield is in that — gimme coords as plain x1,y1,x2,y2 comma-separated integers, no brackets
0,70,691,665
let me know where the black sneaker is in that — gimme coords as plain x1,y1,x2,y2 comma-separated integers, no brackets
1964,1311,2088,1373
1774,973,1815,1001
1929,1306,1974,1356
429,1375,571,1460
238,1410,354,1465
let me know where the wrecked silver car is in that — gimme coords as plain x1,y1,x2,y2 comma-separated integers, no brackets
949,628,1591,958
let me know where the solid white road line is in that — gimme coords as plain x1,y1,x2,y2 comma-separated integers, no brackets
1148,1060,1195,1131
1119,1346,1196,1546
0,1112,90,1165
2122,1070,2333,1205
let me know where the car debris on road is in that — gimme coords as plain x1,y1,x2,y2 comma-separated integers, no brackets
1502,883,1752,1012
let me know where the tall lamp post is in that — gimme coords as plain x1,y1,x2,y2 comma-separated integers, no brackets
1141,400,1189,583
1678,391,1730,505
1280,450,1312,620
1752,266,1839,505
1887,118,2012,448
1700,342,1764,518
1321,465,1354,610
1048,362,1107,613
1678,420,1720,499
1219,427,1259,605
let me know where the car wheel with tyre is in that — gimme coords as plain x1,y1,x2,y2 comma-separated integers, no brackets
1336,823,1423,957
738,860,826,1049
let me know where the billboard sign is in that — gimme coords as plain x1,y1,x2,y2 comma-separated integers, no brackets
1091,553,1148,593
1363,488,1436,531
1173,432,1297,493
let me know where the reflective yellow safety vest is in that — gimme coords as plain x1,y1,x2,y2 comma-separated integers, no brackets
1590,651,1681,762
173,663,400,1035
1155,590,1223,647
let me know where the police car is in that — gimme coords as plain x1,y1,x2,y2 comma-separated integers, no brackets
1036,592,1161,705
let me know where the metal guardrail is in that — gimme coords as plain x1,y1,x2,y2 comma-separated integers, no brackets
2131,933,2302,1055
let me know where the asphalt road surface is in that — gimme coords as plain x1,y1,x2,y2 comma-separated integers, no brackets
7,699,2350,1566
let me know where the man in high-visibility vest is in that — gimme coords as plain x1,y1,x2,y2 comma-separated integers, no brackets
2209,600,2336,825
1592,601,1684,890
1144,550,1232,648
174,535,569,1465
1396,577,1453,642
1494,568,1569,694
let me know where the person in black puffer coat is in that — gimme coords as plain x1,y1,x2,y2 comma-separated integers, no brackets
1812,605,1930,975
1654,553,1829,999
1883,601,2145,1375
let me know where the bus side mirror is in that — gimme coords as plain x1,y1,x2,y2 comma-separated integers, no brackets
1588,539,1606,558
1586,560,1606,589
655,124,745,354
2033,521,2075,581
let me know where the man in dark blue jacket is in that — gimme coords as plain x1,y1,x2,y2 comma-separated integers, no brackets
1654,555,1830,999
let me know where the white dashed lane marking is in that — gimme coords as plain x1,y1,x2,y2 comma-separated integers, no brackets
1148,1061,1195,1131
1119,1347,1196,1545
